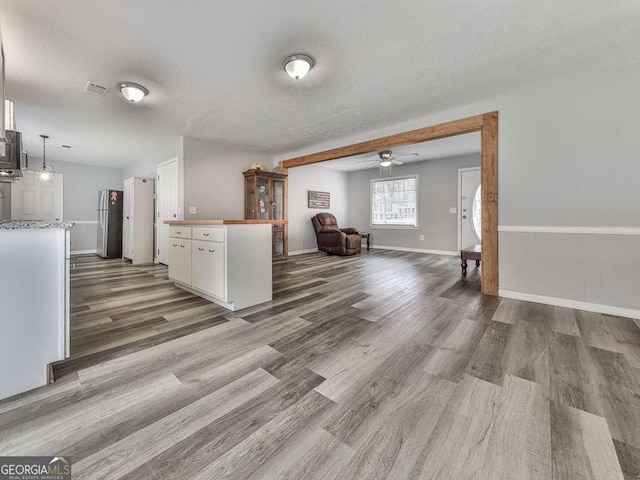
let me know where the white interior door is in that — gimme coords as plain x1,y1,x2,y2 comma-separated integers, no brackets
11,171,64,221
156,159,179,265
123,178,134,259
459,167,481,250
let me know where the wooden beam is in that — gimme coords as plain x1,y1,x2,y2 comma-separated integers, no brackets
280,114,485,169
481,112,499,296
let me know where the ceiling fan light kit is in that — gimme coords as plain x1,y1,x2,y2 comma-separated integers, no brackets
282,54,314,80
355,149,419,170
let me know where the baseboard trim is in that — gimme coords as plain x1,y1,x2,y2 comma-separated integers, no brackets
289,248,319,256
71,249,97,255
498,289,640,320
371,245,458,256
498,225,640,235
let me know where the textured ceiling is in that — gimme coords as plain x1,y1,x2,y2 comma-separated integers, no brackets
1,0,639,167
319,132,480,172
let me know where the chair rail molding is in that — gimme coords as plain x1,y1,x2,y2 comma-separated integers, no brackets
498,225,640,235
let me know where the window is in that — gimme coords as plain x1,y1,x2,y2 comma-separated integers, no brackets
370,175,418,227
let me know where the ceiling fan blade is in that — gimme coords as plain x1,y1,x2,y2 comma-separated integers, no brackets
355,158,377,163
368,163,379,168
393,152,419,159
391,159,404,165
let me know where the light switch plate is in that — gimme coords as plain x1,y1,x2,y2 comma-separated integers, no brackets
419,234,425,241
450,207,457,214
189,206,198,215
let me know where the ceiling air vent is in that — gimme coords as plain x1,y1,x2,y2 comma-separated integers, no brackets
83,81,109,96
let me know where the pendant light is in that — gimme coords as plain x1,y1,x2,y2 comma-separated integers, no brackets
35,134,55,182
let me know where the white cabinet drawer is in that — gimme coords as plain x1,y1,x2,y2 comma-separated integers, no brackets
168,239,192,285
170,226,192,239
193,226,225,243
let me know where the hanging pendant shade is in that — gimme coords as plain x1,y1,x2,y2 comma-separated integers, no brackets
35,134,55,182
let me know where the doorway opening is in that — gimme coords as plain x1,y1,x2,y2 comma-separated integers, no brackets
280,112,498,296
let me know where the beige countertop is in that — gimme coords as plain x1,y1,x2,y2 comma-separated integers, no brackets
164,219,288,225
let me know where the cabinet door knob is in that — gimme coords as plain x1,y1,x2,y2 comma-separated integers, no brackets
176,231,181,234
203,233,210,237
209,249,215,253
180,245,185,248
198,247,204,251
172,244,177,247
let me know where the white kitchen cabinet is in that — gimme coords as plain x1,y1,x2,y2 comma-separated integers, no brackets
169,238,191,285
192,240,226,298
122,177,155,264
167,222,272,311
0,224,72,400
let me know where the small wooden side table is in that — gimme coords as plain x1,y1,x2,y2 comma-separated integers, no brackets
359,232,371,251
461,244,481,276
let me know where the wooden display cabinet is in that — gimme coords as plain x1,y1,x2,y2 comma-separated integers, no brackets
243,169,288,260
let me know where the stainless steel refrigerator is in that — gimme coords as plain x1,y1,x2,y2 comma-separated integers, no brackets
97,189,123,258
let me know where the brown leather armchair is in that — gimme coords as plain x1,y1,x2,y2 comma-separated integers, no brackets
311,213,362,256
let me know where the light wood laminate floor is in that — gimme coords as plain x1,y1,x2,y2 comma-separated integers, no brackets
1,251,640,479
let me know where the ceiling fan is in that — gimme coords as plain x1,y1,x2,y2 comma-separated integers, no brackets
356,150,419,169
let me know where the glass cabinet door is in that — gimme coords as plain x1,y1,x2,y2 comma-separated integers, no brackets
272,179,284,221
257,177,270,220
272,226,284,257
245,177,256,219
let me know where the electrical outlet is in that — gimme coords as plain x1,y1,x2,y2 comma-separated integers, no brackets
450,207,457,214
419,234,425,241
189,206,198,215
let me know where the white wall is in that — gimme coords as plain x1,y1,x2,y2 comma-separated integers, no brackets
183,137,272,220
275,62,640,316
288,164,349,254
48,160,123,253
347,154,480,253
122,135,184,219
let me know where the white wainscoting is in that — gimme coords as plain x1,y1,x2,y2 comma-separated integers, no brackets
499,225,640,318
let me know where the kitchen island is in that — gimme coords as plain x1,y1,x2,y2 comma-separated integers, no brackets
0,221,73,400
164,220,283,311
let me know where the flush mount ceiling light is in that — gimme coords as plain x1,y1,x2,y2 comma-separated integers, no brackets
282,54,314,80
118,82,149,103
35,134,55,182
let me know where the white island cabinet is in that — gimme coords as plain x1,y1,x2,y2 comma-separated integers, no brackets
0,221,73,400
165,221,276,311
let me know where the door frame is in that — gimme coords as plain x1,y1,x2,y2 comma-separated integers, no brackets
155,157,179,264
279,112,499,296
458,166,481,251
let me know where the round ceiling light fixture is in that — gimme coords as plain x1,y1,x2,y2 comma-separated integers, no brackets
118,82,149,103
282,54,314,80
